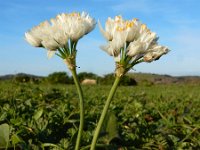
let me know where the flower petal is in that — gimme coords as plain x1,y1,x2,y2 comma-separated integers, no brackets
25,32,42,47
47,50,56,59
98,20,112,41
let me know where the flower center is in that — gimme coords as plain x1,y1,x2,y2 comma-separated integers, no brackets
69,12,80,17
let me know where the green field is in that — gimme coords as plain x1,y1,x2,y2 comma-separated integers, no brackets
0,80,200,149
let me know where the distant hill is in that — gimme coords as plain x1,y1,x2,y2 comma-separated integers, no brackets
129,72,200,85
0,73,44,80
1,72,200,85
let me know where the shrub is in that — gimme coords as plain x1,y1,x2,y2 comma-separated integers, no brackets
46,72,73,84
98,73,137,86
14,73,41,83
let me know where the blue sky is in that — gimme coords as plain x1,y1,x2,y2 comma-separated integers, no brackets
1,0,200,76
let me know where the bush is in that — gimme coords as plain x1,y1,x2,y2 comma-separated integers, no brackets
14,73,41,83
120,75,137,86
14,74,31,83
98,73,137,86
98,73,114,85
46,72,73,84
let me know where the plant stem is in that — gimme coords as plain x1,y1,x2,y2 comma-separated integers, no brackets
71,68,84,150
90,76,121,150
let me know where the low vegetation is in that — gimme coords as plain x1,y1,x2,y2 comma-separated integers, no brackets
0,72,200,149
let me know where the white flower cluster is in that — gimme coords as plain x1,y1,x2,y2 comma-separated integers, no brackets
99,16,169,63
25,12,96,58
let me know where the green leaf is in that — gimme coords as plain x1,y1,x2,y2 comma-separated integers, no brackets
100,111,120,144
0,123,10,148
11,134,22,145
10,118,23,126
0,112,7,122
69,128,78,147
42,143,64,150
33,108,43,121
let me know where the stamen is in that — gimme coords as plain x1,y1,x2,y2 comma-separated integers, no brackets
126,22,134,28
116,26,126,31
141,24,147,30
115,16,122,23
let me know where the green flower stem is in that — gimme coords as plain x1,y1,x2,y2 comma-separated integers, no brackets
90,76,121,150
70,68,84,150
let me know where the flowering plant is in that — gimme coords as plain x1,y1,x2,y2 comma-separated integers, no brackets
90,16,169,149
25,11,96,150
25,12,168,150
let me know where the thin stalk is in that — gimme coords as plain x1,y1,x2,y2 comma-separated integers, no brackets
90,76,121,150
71,68,84,150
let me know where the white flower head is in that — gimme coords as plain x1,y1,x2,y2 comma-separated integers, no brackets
57,12,96,42
99,15,169,69
25,11,96,58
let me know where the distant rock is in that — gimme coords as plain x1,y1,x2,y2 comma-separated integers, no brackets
81,79,97,85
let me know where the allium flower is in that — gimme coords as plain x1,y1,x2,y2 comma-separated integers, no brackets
25,12,96,58
99,16,169,76
98,16,123,41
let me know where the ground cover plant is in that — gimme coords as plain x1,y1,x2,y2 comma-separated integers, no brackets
0,80,200,149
